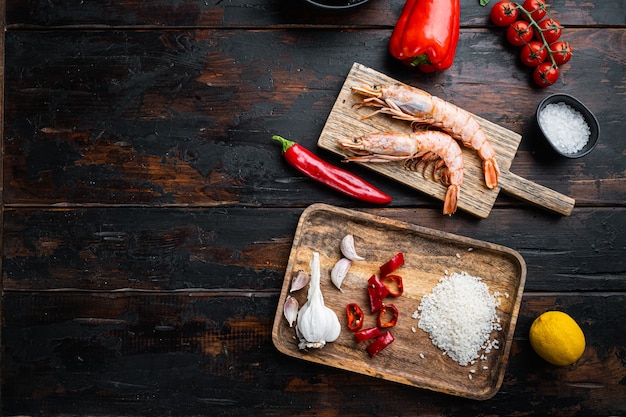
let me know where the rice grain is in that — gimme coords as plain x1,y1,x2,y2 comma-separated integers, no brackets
417,271,501,366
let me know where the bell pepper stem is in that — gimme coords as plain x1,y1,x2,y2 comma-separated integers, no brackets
410,53,432,68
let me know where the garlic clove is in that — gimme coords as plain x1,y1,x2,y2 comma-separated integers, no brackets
290,269,309,293
283,295,299,327
341,234,365,261
331,257,352,292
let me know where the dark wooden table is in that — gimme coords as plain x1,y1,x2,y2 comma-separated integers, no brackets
1,0,625,415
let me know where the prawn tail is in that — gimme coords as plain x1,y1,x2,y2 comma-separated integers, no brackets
482,158,500,189
443,184,459,216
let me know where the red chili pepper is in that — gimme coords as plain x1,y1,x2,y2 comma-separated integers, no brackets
380,252,404,277
367,274,390,313
354,326,383,343
345,303,365,332
366,331,395,357
381,275,403,297
388,0,460,73
272,135,392,204
377,304,399,329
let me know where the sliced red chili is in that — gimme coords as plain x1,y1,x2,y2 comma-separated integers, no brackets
367,274,390,313
376,304,399,329
381,274,403,297
366,331,395,357
345,303,365,332
354,326,383,343
380,252,404,277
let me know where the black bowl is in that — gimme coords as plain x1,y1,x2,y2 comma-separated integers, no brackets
536,94,600,158
303,0,370,10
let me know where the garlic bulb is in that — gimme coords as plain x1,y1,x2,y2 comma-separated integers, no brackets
296,252,341,349
283,295,299,327
331,257,352,292
341,234,365,261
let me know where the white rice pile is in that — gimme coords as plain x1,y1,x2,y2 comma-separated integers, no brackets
539,102,591,154
417,271,501,366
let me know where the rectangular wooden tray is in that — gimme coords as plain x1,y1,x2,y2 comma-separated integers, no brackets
317,62,574,218
272,203,527,400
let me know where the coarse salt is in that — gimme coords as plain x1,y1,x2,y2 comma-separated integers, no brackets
539,102,591,154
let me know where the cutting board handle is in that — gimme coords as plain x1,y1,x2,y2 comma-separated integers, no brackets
499,171,575,216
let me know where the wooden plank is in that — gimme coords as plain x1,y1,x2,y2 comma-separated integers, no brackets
2,290,625,416
5,0,623,28
3,29,623,208
317,63,574,218
3,206,625,293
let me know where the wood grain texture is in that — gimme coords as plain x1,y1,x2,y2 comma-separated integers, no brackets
2,290,624,416
3,207,625,293
317,63,574,217
5,0,624,28
2,0,625,415
272,204,525,399
3,29,623,208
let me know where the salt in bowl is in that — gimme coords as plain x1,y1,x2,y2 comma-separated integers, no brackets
536,94,600,158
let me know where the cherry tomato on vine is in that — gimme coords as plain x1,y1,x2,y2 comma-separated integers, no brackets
550,41,573,65
507,20,534,46
490,1,519,27
520,41,547,67
535,18,563,44
533,62,559,87
521,0,548,22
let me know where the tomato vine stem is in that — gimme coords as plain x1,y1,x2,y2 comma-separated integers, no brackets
513,2,558,68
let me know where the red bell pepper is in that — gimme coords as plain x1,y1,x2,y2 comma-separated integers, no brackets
366,331,395,357
345,303,365,332
388,0,461,73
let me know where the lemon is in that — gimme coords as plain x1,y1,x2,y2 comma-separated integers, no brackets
529,311,586,366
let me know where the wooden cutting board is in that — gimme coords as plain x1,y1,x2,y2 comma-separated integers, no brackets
271,203,527,400
317,62,575,218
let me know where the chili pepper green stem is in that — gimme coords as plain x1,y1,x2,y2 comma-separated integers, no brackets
272,135,294,153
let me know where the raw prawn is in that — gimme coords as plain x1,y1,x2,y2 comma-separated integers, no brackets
340,131,464,215
351,83,500,189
